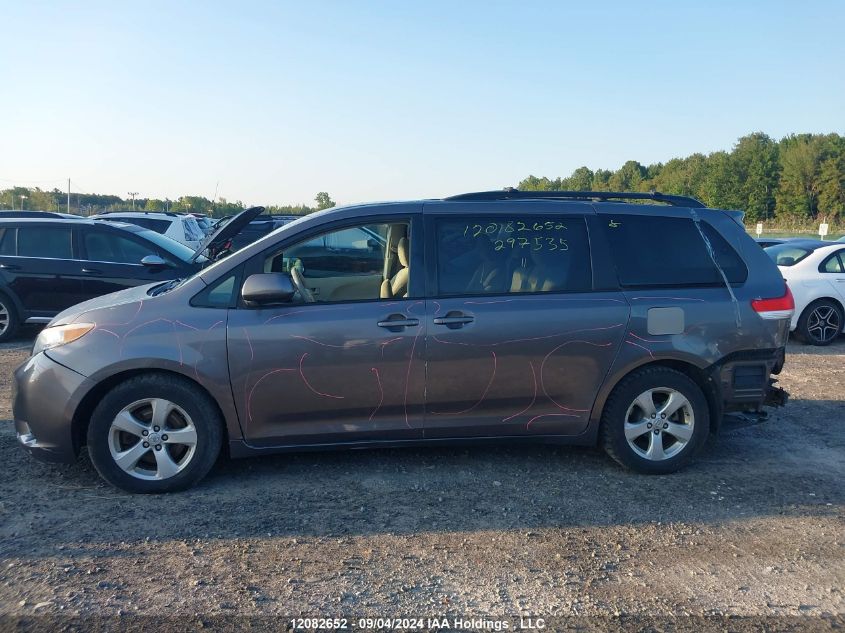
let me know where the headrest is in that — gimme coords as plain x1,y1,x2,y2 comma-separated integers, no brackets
397,237,409,267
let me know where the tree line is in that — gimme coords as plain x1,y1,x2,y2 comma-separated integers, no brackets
519,132,844,225
0,188,336,218
3,132,843,225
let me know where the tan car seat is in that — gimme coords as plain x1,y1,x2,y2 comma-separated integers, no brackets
380,236,409,298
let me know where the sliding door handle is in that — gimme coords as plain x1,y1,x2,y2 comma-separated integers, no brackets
378,314,420,331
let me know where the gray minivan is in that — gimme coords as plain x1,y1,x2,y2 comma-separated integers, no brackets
13,190,793,493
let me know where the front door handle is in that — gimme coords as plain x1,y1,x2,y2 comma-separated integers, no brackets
377,314,420,331
433,312,475,328
81,268,103,275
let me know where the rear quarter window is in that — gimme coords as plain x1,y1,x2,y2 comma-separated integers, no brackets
601,215,747,286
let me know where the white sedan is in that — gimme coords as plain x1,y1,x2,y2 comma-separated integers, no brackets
764,240,845,345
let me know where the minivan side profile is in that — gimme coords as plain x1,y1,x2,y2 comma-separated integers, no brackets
13,191,793,493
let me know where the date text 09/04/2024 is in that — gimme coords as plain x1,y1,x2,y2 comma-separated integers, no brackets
289,617,547,631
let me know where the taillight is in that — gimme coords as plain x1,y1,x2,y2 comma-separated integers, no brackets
751,283,795,320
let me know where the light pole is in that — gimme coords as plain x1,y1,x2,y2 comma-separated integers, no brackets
128,192,139,211
19,194,27,211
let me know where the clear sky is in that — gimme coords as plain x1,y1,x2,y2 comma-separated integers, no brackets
2,0,843,207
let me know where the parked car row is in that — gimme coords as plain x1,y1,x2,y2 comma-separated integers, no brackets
14,190,795,492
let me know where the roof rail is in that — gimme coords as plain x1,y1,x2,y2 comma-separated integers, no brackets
445,188,706,208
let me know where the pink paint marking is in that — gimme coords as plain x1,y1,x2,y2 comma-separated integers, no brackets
431,322,624,348
431,351,497,416
629,332,668,343
432,301,442,315
405,300,425,315
540,340,610,412
625,339,655,360
526,412,581,429
463,299,514,305
502,361,537,422
263,305,354,325
173,320,200,331
94,327,119,339
247,368,296,422
98,300,143,327
380,337,403,357
243,328,254,362
629,296,705,303
369,367,384,421
403,327,423,428
290,334,368,349
299,352,344,399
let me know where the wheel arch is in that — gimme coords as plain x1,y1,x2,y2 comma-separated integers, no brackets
592,358,722,443
71,368,231,456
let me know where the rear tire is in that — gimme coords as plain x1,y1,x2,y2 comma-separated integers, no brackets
795,299,843,346
0,292,20,343
87,374,223,493
601,367,710,474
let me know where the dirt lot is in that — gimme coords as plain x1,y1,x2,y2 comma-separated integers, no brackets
0,328,842,629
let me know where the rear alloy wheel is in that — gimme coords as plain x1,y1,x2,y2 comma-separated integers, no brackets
88,374,222,493
0,293,20,343
602,367,709,474
797,300,843,346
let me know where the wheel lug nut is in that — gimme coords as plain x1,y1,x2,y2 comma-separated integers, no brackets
143,441,149,448
651,414,656,419
653,429,660,434
153,426,160,432
663,423,668,429
661,414,666,419
155,445,162,451
162,434,168,441
142,430,148,436
647,423,652,428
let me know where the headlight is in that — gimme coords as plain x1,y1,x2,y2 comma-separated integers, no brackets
32,323,95,356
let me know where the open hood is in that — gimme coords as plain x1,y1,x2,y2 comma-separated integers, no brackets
190,206,265,262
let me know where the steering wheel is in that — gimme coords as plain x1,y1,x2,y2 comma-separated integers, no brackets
290,267,316,303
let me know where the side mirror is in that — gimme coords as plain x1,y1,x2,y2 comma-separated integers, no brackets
242,273,296,306
141,254,170,268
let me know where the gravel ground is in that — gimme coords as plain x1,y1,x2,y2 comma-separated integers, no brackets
0,329,842,630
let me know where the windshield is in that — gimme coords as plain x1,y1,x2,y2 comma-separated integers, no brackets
764,243,812,267
135,228,207,264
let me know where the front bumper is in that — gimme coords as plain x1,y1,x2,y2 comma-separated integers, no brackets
13,352,90,463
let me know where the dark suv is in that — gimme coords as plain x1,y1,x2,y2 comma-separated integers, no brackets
0,218,203,340
13,191,792,493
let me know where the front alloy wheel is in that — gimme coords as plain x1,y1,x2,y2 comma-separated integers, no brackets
108,398,198,480
88,374,223,493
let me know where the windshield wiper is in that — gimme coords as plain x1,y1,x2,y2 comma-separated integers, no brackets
149,278,183,296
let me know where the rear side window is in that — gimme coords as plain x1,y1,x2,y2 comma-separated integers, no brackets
0,228,15,255
820,252,845,273
17,227,73,259
129,217,171,234
601,215,747,286
435,216,592,296
84,230,154,264
764,244,812,267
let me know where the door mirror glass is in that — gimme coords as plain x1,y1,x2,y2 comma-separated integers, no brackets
141,254,169,268
242,273,295,305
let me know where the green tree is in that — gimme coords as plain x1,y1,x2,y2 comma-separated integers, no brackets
776,134,825,220
314,192,335,210
732,132,779,221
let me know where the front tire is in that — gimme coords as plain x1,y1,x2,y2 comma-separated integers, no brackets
87,374,223,493
795,299,843,346
601,367,710,474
